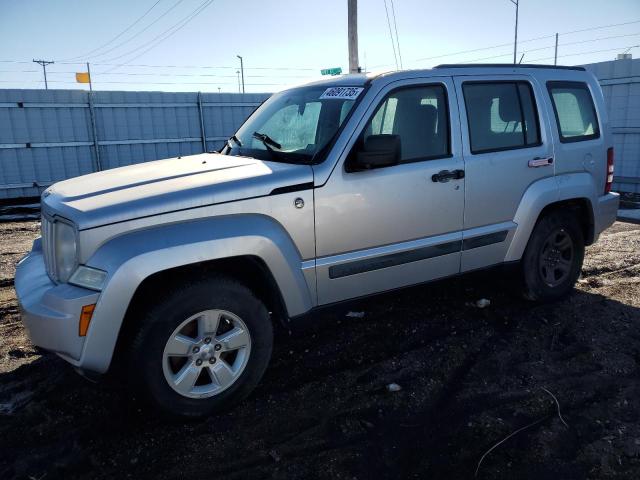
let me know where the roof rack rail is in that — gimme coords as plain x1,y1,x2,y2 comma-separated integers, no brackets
434,63,586,72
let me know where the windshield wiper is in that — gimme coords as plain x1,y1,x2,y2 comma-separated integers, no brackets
252,131,282,150
228,134,242,147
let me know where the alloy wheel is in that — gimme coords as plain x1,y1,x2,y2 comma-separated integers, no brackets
161,309,251,399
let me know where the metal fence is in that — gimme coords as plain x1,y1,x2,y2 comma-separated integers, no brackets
0,89,270,199
584,58,640,194
2,63,639,200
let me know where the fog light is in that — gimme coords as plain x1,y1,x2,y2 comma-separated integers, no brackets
79,304,96,337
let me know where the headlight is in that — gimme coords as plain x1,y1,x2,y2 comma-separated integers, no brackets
69,266,107,291
54,220,78,282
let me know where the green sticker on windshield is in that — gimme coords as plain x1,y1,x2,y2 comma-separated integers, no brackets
320,87,363,100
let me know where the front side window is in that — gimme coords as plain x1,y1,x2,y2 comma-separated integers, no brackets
547,81,600,142
463,81,541,154
227,85,361,163
358,85,450,163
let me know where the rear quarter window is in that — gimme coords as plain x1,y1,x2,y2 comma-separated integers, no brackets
547,81,600,143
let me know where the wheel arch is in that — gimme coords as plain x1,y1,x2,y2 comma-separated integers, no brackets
506,174,597,262
537,198,594,245
76,214,314,374
111,254,288,375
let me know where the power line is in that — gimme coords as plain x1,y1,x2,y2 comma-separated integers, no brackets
91,63,317,71
100,0,214,67
0,70,316,79
528,44,640,62
1,45,636,90
390,0,403,69
382,0,399,69
371,18,640,69
59,0,164,61
463,32,640,63
76,0,187,61
6,30,634,81
0,60,318,71
0,79,290,86
4,32,637,80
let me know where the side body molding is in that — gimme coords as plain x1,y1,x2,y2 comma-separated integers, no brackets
79,214,313,373
505,172,596,262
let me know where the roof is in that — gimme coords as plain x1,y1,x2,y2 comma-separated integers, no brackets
289,63,589,91
298,73,370,88
434,63,586,71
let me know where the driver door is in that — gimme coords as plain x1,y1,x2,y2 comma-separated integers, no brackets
313,78,465,305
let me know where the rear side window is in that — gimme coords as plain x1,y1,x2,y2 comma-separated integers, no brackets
547,81,600,142
463,81,541,154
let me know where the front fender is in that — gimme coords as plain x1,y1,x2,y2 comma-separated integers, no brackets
78,214,314,373
505,173,597,262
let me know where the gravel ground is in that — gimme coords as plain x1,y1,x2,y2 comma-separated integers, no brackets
0,220,639,480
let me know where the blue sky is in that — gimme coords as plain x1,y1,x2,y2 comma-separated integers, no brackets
0,0,639,93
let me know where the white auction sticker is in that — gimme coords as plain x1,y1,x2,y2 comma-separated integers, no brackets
320,87,364,100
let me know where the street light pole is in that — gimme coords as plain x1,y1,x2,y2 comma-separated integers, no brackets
236,70,241,94
33,59,54,89
236,55,245,94
510,0,519,64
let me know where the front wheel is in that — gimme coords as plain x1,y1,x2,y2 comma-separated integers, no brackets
520,211,585,302
128,275,273,418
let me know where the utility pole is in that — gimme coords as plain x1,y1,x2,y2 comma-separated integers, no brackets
554,33,558,65
348,0,359,73
236,55,245,94
236,70,241,94
510,0,519,64
33,59,54,89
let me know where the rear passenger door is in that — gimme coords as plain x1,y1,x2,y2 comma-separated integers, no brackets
454,75,555,271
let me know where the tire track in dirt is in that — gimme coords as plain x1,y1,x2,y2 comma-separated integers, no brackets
0,221,639,480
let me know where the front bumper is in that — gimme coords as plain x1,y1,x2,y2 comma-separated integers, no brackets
595,192,620,235
15,239,100,364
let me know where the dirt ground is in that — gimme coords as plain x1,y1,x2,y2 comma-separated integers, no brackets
0,220,639,480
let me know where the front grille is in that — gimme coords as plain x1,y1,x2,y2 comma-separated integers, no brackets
41,215,56,282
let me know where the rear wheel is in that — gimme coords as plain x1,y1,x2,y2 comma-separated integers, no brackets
520,211,585,302
128,275,273,418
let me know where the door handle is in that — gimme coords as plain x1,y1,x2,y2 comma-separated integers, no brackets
528,157,554,168
432,169,465,183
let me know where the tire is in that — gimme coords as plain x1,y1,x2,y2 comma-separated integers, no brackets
128,274,273,418
520,211,585,302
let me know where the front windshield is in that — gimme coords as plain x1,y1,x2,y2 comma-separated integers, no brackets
224,85,363,164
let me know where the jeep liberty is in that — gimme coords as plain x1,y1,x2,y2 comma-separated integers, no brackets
16,64,619,417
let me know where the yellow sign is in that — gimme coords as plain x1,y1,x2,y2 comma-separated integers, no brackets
75,72,90,83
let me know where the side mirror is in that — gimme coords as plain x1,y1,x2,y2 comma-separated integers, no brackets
353,134,400,170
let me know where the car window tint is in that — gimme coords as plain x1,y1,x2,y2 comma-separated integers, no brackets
463,81,540,154
364,85,450,163
547,82,600,142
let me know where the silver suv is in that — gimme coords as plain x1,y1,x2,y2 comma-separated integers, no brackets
16,64,619,417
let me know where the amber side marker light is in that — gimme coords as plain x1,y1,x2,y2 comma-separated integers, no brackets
79,304,96,337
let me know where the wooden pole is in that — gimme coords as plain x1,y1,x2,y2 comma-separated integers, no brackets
348,0,359,73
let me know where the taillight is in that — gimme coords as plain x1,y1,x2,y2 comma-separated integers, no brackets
605,147,614,194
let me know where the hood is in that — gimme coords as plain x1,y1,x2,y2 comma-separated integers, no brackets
42,153,313,230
